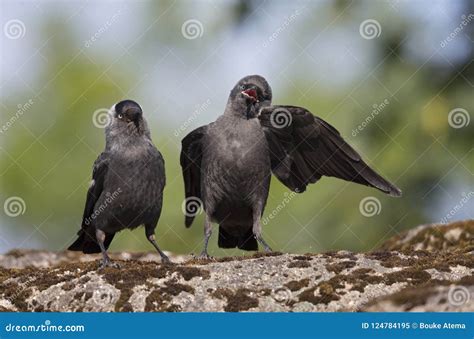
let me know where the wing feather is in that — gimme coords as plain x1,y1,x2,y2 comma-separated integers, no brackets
259,105,402,196
180,125,209,227
81,152,109,227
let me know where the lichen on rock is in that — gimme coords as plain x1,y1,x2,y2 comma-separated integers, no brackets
0,220,472,312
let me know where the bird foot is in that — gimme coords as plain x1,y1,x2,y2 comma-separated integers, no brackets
194,252,214,261
160,255,172,265
263,246,273,253
255,235,273,253
98,259,120,270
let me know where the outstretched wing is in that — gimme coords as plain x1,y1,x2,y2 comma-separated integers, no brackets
258,105,402,196
81,152,109,226
180,125,208,227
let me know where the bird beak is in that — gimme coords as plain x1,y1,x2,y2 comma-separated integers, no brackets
126,108,141,122
241,88,258,103
125,108,142,131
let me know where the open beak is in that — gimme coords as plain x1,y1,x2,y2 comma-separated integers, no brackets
241,88,258,102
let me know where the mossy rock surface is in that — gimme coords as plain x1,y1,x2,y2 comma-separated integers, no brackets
379,220,473,253
0,220,472,312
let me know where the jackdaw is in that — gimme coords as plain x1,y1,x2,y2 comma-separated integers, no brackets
68,99,170,267
180,75,401,258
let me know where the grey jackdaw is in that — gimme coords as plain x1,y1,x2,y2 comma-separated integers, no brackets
68,100,170,267
180,75,401,258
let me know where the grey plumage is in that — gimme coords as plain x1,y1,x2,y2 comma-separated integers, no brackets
181,75,401,257
68,100,170,267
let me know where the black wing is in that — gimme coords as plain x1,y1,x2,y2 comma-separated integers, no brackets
68,152,109,252
180,125,208,227
258,105,402,196
81,152,109,226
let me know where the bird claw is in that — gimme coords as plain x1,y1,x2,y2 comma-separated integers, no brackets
194,252,214,261
160,255,172,265
98,259,120,270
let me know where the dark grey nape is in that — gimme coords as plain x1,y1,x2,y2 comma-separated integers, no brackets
68,99,170,268
180,75,401,258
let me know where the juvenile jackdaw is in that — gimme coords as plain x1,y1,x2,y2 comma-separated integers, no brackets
68,100,170,267
180,75,401,258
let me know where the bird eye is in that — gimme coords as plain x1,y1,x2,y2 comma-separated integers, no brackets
239,85,245,90
118,114,123,119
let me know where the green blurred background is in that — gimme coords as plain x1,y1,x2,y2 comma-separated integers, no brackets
1,0,473,256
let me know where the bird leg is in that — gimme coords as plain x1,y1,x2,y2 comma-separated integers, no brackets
145,226,171,264
147,234,171,264
197,214,213,259
253,205,273,252
96,229,120,269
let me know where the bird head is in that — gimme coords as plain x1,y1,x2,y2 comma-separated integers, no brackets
112,100,143,131
228,75,272,119
106,99,149,137
105,100,152,150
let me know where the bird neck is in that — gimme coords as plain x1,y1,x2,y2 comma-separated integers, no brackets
225,100,257,120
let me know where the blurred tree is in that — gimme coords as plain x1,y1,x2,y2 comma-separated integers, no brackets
1,0,472,256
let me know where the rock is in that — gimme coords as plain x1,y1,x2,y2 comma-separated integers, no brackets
362,282,474,312
378,220,473,253
0,220,472,312
0,249,187,269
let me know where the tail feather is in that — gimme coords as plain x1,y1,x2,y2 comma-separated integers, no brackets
218,226,258,251
68,229,115,254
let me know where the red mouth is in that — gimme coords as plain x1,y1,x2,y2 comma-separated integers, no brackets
241,89,258,102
